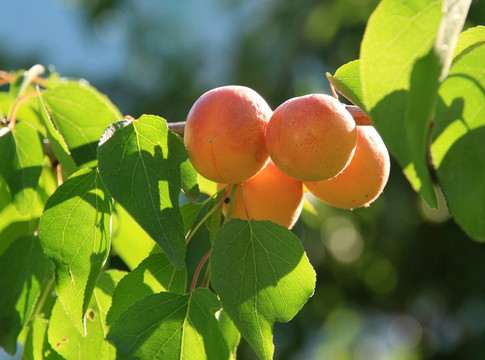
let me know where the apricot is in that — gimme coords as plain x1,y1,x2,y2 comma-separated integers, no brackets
219,161,304,229
265,94,357,181
184,85,272,184
304,126,390,209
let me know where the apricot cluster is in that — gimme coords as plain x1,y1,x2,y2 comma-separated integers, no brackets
184,85,390,228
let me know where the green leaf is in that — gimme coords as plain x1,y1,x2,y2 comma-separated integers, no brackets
430,43,485,241
106,253,186,326
180,157,200,202
210,219,316,360
0,236,52,355
453,25,485,60
97,115,187,269
219,310,240,360
41,81,122,168
360,0,442,207
107,288,229,360
0,121,44,214
326,60,366,110
181,202,204,236
48,270,125,360
39,168,112,334
37,87,78,175
22,315,64,360
111,203,157,270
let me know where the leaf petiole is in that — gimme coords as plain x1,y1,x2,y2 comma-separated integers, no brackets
190,248,212,292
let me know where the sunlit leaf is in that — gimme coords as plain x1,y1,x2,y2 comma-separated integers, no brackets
37,87,77,175
41,81,122,168
431,43,485,241
107,288,230,360
453,25,485,60
210,219,316,360
361,0,443,207
106,253,186,326
39,168,112,334
97,115,187,269
326,60,365,110
0,121,44,214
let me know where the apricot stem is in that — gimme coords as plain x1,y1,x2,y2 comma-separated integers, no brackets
239,184,251,220
330,83,339,99
346,105,372,126
167,105,372,138
190,248,212,292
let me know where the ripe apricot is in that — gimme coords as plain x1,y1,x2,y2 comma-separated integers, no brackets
184,85,272,184
265,94,357,181
304,126,390,209
219,161,304,229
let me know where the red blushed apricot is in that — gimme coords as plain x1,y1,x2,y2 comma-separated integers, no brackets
218,161,304,229
184,85,272,184
265,94,357,182
305,126,390,209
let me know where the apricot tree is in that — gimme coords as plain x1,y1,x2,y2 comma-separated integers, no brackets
0,1,483,360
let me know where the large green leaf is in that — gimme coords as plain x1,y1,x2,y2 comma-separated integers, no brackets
431,43,485,241
97,115,187,269
39,168,112,334
48,270,125,360
0,236,52,355
0,121,44,214
41,81,122,168
210,219,316,360
360,0,442,207
107,288,230,360
106,253,186,326
326,60,366,110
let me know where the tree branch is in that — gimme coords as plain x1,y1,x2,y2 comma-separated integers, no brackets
167,104,372,137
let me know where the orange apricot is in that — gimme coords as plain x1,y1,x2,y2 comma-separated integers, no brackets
184,85,272,184
265,94,357,181
219,161,304,229
304,126,390,209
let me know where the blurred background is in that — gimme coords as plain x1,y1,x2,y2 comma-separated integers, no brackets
1,0,485,359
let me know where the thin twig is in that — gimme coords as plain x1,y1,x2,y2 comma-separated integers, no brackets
167,105,372,138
